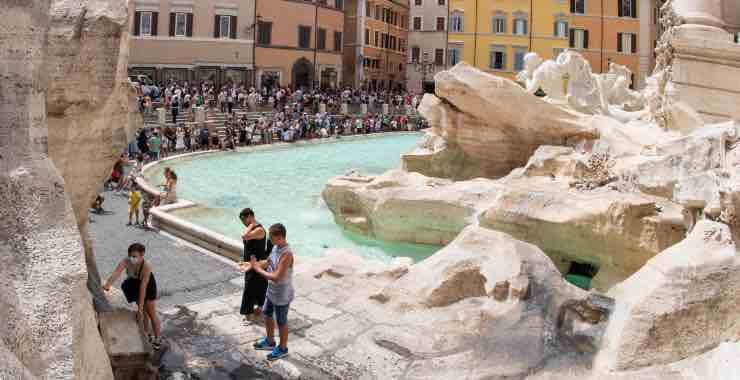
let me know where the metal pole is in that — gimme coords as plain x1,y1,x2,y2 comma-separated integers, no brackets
252,0,258,88
473,0,478,67
445,0,450,69
600,0,604,72
529,0,533,51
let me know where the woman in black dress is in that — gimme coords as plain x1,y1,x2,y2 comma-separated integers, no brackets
237,208,269,322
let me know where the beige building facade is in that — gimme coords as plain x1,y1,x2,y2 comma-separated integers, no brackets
407,0,449,94
128,0,256,87
255,0,345,90
344,0,410,90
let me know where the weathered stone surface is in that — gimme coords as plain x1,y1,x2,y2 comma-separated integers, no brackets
597,220,740,371
45,0,140,304
322,170,501,245
403,63,599,180
0,0,136,379
479,179,686,290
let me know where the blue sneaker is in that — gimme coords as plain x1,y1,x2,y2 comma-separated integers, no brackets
253,337,276,351
267,346,289,361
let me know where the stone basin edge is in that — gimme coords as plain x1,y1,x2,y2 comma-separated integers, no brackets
134,131,424,263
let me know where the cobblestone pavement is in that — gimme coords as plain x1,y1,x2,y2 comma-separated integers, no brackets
89,188,243,312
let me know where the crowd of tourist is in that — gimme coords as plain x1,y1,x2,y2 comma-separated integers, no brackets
138,78,423,117
130,81,429,161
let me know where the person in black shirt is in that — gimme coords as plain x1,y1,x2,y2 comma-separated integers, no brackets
237,208,269,323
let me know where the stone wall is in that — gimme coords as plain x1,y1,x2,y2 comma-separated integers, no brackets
0,0,138,378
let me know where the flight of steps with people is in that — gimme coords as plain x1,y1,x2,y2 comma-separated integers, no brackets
142,104,270,145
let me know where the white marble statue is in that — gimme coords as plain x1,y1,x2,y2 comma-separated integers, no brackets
517,50,647,122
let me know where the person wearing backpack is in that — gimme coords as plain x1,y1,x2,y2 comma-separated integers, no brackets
237,208,270,323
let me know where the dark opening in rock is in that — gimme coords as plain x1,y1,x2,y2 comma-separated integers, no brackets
565,261,599,290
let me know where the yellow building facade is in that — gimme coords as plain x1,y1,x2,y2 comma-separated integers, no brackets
447,0,570,80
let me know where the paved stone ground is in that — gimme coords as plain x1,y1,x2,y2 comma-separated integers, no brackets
89,189,243,312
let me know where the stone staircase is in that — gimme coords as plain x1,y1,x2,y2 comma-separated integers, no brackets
142,106,273,144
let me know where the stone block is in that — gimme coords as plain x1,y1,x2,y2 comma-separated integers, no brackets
99,311,156,380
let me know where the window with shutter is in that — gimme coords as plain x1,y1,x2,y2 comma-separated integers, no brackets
258,21,272,45
143,12,154,36
214,15,220,38
412,46,420,62
298,25,311,48
175,13,187,37
571,0,585,14
554,21,567,38
631,33,636,53
365,29,369,45
218,15,230,38
514,19,527,35
413,17,422,31
152,12,159,36
489,47,506,70
334,31,342,52
134,11,141,36
619,0,637,18
450,12,463,32
317,28,326,50
168,13,175,36
185,13,192,37
437,17,445,31
230,16,237,39
448,47,461,66
572,29,586,49
493,17,506,34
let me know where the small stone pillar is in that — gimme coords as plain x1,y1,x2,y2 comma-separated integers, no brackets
360,103,368,115
382,103,390,115
157,107,166,125
341,103,349,115
99,311,157,380
319,103,327,113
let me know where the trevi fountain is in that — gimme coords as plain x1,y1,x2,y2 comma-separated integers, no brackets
2,0,740,379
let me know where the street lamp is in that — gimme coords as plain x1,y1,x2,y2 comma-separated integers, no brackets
414,51,435,94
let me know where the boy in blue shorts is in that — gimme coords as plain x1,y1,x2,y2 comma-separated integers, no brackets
247,223,294,360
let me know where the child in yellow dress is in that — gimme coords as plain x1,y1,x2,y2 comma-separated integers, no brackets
127,183,142,226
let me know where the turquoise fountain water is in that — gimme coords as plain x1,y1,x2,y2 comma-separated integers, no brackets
145,134,439,262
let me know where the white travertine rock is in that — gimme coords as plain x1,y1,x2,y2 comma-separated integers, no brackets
0,0,135,379
407,63,598,180
322,169,502,245
45,0,139,305
479,180,687,291
385,226,582,310
596,220,740,371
